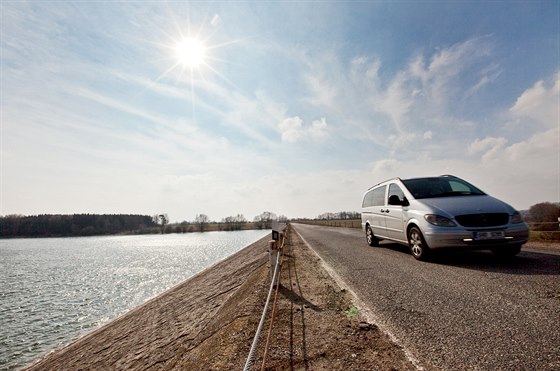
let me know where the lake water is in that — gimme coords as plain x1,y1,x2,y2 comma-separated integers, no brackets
0,230,268,370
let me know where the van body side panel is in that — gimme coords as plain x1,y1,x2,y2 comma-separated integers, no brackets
384,206,407,242
366,207,386,237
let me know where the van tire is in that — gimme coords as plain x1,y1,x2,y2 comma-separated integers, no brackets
408,226,430,260
366,225,379,247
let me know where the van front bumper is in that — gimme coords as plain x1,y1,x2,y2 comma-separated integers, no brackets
422,224,529,250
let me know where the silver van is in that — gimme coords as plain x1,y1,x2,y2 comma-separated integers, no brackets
361,175,529,260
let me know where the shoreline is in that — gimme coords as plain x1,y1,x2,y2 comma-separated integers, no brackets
24,235,271,370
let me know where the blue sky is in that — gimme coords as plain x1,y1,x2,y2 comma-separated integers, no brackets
1,1,559,222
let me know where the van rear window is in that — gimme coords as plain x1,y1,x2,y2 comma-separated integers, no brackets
362,186,386,207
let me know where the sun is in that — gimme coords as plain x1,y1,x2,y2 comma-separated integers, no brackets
175,37,207,68
154,18,240,122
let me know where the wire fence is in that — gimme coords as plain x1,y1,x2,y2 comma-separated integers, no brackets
243,226,287,371
295,219,362,229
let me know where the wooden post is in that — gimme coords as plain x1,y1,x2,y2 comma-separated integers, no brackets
268,240,279,282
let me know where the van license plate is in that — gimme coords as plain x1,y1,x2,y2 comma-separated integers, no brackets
473,231,505,240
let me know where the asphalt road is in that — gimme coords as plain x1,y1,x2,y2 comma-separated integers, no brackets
292,223,560,371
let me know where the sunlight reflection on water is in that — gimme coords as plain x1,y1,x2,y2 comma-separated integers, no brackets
0,230,267,370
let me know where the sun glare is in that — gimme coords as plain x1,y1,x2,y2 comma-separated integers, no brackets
175,37,206,68
155,17,240,123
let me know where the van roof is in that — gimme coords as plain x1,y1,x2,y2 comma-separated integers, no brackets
365,177,402,192
365,174,459,192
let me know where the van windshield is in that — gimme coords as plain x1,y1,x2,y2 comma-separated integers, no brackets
402,177,485,199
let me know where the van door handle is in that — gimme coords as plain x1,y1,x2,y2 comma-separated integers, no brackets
380,209,389,213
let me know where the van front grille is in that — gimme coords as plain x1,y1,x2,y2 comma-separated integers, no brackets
455,213,509,227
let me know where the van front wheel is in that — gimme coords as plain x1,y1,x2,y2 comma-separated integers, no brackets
366,225,379,247
408,227,430,260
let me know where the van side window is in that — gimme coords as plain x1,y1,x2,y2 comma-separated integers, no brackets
372,186,386,206
362,190,374,207
388,184,405,204
363,185,387,207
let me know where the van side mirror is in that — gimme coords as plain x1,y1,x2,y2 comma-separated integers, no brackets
402,196,409,207
388,195,409,207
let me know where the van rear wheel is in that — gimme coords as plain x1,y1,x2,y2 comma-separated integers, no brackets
366,225,379,247
408,227,430,260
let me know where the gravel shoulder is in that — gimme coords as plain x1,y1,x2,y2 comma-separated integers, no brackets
25,226,414,370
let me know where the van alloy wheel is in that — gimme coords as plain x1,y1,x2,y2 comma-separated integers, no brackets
408,227,429,260
366,225,379,247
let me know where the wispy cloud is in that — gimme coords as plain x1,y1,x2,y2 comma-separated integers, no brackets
296,37,502,155
375,38,496,137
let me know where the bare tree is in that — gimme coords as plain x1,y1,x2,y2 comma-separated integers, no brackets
195,214,210,232
253,211,277,229
153,214,169,234
235,214,247,229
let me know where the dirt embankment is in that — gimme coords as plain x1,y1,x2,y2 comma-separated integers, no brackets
26,227,414,370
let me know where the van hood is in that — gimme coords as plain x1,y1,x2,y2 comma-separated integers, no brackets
415,195,514,217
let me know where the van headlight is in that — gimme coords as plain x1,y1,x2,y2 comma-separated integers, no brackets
424,214,457,227
511,211,524,224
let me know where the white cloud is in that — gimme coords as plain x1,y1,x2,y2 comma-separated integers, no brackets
304,73,337,107
464,63,502,98
279,116,304,143
309,117,329,140
351,56,382,84
372,158,402,175
278,116,329,143
510,72,560,129
504,127,559,164
468,136,508,159
378,70,415,130
472,127,559,206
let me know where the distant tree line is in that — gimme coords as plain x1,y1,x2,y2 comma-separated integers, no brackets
0,214,157,238
0,211,290,238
